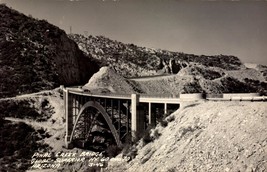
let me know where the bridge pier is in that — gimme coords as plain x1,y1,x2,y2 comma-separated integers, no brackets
131,94,145,141
64,89,74,149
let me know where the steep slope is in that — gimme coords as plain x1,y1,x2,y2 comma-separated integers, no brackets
84,66,267,95
0,88,65,171
255,64,267,81
0,4,100,98
83,67,143,94
107,101,267,172
69,34,244,77
70,34,267,94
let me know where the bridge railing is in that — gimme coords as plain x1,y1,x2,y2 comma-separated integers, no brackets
206,93,266,101
140,94,180,98
65,89,132,99
61,86,266,102
90,93,131,99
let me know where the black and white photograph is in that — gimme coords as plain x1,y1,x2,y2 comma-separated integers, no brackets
0,0,266,171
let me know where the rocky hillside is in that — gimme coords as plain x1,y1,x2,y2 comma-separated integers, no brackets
83,67,141,94
84,66,267,95
0,4,100,98
107,101,267,172
69,34,244,77
0,89,65,171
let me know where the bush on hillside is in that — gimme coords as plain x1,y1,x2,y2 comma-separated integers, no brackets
221,77,258,93
0,4,100,98
0,99,53,121
69,34,243,78
0,120,50,171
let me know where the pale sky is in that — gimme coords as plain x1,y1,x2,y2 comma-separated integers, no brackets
2,0,267,65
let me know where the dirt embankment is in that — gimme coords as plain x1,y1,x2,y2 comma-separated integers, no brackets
0,89,66,171
107,101,267,172
84,66,267,95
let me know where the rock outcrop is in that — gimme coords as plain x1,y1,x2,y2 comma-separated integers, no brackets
107,101,267,172
0,4,100,98
84,67,142,94
85,65,267,95
69,34,244,78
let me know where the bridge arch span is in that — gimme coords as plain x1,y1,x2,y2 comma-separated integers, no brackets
70,101,122,147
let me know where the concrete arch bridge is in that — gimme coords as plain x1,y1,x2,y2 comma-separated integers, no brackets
61,86,203,149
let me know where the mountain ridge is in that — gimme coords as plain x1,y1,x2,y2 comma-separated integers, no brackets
0,4,100,98
69,34,267,95
68,34,244,77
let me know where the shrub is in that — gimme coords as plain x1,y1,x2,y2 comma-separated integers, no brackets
157,113,170,128
41,99,49,108
0,120,50,171
121,125,161,161
142,129,153,144
166,115,175,123
122,144,137,161
105,144,122,158
152,129,161,140
160,120,168,127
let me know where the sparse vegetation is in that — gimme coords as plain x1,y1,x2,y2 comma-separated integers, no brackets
166,115,175,123
0,98,53,121
142,127,154,144
160,120,168,127
120,125,162,162
0,120,50,172
244,78,267,95
157,113,172,128
105,144,122,158
0,4,99,98
192,66,222,80
119,134,137,160
221,77,258,93
1,3,267,172
122,144,138,161
152,129,161,140
69,34,244,78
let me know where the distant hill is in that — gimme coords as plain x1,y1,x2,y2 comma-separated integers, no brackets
84,66,267,95
69,34,244,77
0,3,266,98
70,34,266,95
0,4,100,98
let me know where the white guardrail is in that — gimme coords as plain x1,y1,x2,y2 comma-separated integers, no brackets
61,86,266,102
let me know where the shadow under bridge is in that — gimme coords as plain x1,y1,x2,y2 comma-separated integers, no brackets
65,91,131,150
62,87,181,150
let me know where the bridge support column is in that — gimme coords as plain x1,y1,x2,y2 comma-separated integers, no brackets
131,94,145,141
164,103,168,115
64,89,74,149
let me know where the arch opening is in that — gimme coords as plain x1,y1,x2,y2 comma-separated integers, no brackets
70,101,122,150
